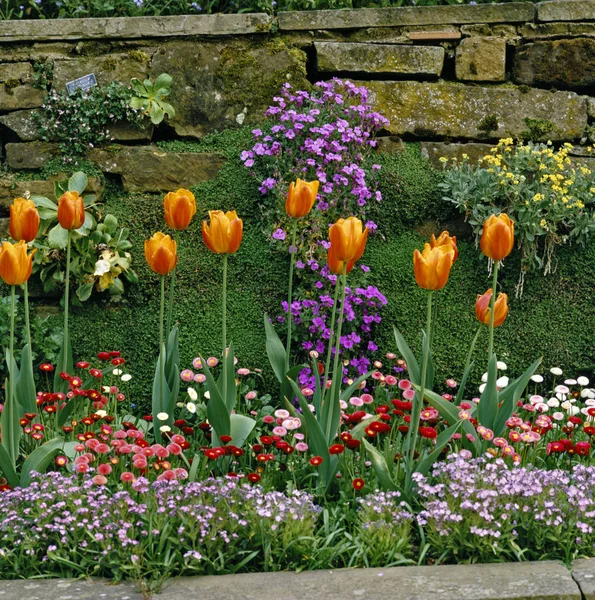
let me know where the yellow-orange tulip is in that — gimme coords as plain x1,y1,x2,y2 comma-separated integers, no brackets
286,179,319,219
413,243,455,291
202,210,243,254
0,240,35,286
144,232,178,276
475,288,509,327
480,214,515,261
328,217,368,263
430,230,458,263
327,247,354,275
10,197,40,243
164,188,197,231
57,191,85,231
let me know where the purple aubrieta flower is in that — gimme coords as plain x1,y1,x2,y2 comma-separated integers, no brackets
272,228,286,241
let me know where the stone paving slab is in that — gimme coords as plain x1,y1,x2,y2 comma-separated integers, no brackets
572,558,595,600
0,561,584,599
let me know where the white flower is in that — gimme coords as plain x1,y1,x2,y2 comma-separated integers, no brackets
578,376,590,386
204,391,210,400
187,388,198,401
481,372,488,383
102,385,110,393
339,400,347,409
555,385,570,395
586,398,595,406
160,425,171,433
550,367,563,376
186,402,197,414
479,383,486,393
496,376,509,388
569,406,581,416
561,400,572,411
564,379,577,386
552,411,565,421
530,374,544,383
582,389,595,399
112,368,122,376
496,361,507,371
176,402,184,408
157,412,169,421
547,398,560,408
95,410,107,418
535,403,548,413
121,374,132,382
93,259,111,276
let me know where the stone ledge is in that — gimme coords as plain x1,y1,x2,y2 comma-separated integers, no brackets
278,3,535,31
537,0,595,22
0,13,272,42
572,558,595,600
0,561,583,600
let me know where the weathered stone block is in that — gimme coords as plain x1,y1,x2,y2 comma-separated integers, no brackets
420,141,495,168
315,42,444,75
0,108,40,141
87,145,225,192
513,38,595,89
278,3,535,30
51,53,152,90
150,39,308,139
362,80,587,141
5,141,59,169
573,559,595,600
0,14,272,42
537,0,595,22
520,22,595,39
461,23,519,37
0,62,43,110
456,37,507,81
0,217,8,238
375,135,405,153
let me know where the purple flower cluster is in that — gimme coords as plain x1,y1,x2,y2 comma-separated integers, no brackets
413,453,595,563
0,472,320,578
241,78,388,229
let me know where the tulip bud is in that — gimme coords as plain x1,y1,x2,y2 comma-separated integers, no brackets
144,232,177,276
328,217,369,263
430,231,458,262
285,179,319,219
413,243,455,291
163,188,196,231
475,289,509,328
480,214,515,261
57,191,85,231
0,240,36,286
202,210,243,254
9,197,40,242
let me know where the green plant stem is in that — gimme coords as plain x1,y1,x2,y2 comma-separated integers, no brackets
464,326,482,374
285,221,298,373
159,275,165,350
327,265,348,440
487,261,500,362
165,265,176,340
322,273,342,395
62,231,71,375
8,285,15,415
222,254,228,407
24,280,31,350
407,291,434,466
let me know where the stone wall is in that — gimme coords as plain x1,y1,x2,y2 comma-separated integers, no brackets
0,0,595,203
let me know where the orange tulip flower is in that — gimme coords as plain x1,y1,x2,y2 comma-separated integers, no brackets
413,243,455,291
328,217,368,263
57,191,85,231
164,188,197,231
10,197,39,243
475,289,509,327
0,240,35,286
144,232,178,276
480,214,515,261
327,246,354,276
286,179,319,219
202,210,243,254
430,230,458,263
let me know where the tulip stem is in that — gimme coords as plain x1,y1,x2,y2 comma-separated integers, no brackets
222,253,228,409
322,271,341,398
406,290,433,467
62,231,71,376
159,275,165,350
326,264,348,442
285,221,298,373
8,285,15,446
487,261,500,362
165,266,176,341
24,280,31,350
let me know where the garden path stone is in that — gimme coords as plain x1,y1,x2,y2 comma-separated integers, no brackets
0,578,143,600
572,559,595,600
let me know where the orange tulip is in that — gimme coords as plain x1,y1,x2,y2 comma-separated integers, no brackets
430,231,458,263
327,247,354,275
413,243,455,291
0,240,35,286
328,217,368,263
144,232,178,276
202,210,243,254
480,214,515,261
475,289,509,327
57,191,85,231
286,179,319,219
164,188,197,231
9,197,39,243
